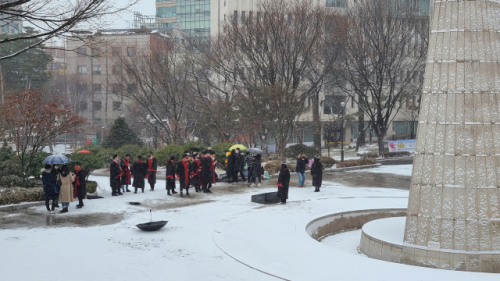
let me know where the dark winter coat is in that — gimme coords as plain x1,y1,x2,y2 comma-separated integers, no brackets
176,159,190,188
109,160,122,189
227,150,236,174
41,168,57,198
201,155,212,184
295,157,308,174
234,152,242,173
166,160,176,189
277,165,290,200
132,160,147,189
190,158,201,186
74,168,87,198
311,159,323,188
120,158,131,185
252,155,263,178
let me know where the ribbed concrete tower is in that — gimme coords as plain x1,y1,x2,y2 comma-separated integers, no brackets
404,0,500,268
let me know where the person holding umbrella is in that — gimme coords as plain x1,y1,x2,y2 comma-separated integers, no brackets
58,165,74,213
41,164,58,213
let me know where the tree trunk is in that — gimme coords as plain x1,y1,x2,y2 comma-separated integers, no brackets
260,134,269,162
377,134,384,158
312,91,321,151
356,113,365,151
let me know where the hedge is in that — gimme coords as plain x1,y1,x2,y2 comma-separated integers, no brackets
0,187,45,205
336,158,377,168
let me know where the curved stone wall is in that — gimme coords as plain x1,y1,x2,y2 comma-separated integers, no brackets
306,208,407,241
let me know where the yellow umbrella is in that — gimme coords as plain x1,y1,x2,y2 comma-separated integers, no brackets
229,144,246,151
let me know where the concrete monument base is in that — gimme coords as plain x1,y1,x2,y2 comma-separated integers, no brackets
360,217,500,273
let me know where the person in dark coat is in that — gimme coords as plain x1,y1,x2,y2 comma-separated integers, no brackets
120,154,132,192
41,164,57,213
147,152,157,191
310,155,323,192
201,151,211,193
295,153,308,188
227,149,236,183
277,161,290,204
245,152,253,183
190,152,202,192
132,156,147,193
166,157,177,195
250,154,262,187
210,151,218,189
237,151,246,181
232,148,242,183
73,162,87,209
176,154,190,197
109,155,123,196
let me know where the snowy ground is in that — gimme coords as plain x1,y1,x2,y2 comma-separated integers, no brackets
355,164,413,176
1,166,498,281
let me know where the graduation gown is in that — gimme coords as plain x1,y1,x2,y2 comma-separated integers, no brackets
277,167,290,200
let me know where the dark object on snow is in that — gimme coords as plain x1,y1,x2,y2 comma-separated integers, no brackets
136,221,168,231
251,192,281,204
128,202,141,205
87,195,103,199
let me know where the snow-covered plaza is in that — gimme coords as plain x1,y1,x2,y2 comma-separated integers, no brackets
1,165,499,280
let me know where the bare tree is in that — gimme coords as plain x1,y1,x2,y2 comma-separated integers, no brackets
198,0,347,159
115,36,198,145
0,0,136,60
338,0,428,156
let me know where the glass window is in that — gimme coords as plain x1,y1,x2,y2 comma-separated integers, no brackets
77,47,87,56
93,101,102,111
80,101,87,111
92,65,102,75
127,47,136,57
112,65,121,75
92,83,102,92
113,101,122,111
77,65,87,74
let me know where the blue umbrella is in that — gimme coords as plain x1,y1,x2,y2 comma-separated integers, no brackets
43,154,72,165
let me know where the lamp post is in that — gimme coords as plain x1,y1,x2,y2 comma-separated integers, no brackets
340,101,345,162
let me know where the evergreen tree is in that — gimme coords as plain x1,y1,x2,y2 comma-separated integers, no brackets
102,117,143,149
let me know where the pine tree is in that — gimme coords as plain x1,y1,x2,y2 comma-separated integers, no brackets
102,117,144,149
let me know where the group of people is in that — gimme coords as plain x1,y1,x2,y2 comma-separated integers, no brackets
276,154,323,204
226,148,264,186
41,162,87,213
109,150,218,197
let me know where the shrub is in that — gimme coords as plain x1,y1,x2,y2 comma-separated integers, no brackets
0,140,15,162
86,180,98,194
321,157,335,169
264,160,281,175
336,158,377,168
384,151,411,158
156,144,184,167
102,117,143,149
68,152,105,179
115,144,143,160
357,151,378,158
0,175,22,188
285,144,319,159
183,141,206,154
0,187,45,205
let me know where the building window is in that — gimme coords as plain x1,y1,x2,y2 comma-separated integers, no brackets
111,83,123,94
127,47,136,57
127,83,137,93
93,101,102,111
91,47,101,57
233,11,238,25
323,95,345,115
112,65,121,75
112,101,122,111
241,11,245,24
92,65,102,75
77,65,87,74
77,47,87,56
112,47,121,56
92,84,102,92
80,101,87,111
326,0,348,8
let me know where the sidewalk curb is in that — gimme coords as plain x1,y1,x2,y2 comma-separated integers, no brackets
324,163,382,173
0,201,44,212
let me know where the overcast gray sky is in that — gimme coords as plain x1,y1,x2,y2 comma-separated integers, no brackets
104,0,156,29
